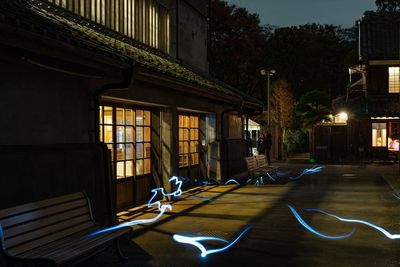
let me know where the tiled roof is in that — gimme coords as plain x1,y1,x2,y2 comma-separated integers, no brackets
360,11,400,59
0,0,262,106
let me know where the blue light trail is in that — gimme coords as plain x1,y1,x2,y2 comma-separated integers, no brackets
288,205,354,239
89,176,183,236
289,166,325,180
305,208,400,240
225,179,240,185
173,224,253,258
393,193,400,200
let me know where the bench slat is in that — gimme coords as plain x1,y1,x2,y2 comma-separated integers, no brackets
4,206,89,239
19,226,100,259
0,192,85,219
9,221,95,256
6,213,92,248
49,228,130,264
1,199,88,229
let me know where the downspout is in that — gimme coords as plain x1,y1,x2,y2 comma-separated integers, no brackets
92,62,138,223
93,63,138,143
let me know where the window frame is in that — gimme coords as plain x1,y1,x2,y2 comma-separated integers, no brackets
388,66,400,93
178,114,200,168
99,103,152,180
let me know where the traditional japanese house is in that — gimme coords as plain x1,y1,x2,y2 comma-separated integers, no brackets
0,0,262,219
331,11,400,161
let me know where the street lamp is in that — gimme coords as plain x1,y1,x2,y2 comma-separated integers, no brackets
260,69,276,126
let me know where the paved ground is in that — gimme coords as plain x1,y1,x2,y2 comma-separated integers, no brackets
81,164,400,267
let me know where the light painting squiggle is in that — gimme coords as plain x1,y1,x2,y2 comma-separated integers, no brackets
289,166,325,180
89,176,183,236
393,192,400,200
288,205,354,239
225,179,240,185
173,224,253,258
305,208,400,240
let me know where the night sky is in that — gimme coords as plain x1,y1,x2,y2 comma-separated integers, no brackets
225,0,376,27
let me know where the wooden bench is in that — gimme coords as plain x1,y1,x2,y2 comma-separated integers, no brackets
244,155,280,183
0,192,132,266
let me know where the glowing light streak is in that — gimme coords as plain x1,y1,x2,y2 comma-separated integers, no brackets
289,166,325,180
305,208,400,240
173,225,253,258
393,193,400,200
288,205,354,239
225,179,240,185
89,176,183,236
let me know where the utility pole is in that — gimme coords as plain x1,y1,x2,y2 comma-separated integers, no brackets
260,69,276,126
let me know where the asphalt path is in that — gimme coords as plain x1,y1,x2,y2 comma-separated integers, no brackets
82,164,400,267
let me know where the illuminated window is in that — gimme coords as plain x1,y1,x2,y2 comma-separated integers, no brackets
136,110,151,175
388,122,400,151
372,123,387,147
389,67,400,93
99,105,151,179
47,0,170,54
179,115,199,168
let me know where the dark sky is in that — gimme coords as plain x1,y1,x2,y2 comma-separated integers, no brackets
225,0,376,27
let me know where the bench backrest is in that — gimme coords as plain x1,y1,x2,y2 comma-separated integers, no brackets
0,192,95,256
244,156,258,171
255,155,267,167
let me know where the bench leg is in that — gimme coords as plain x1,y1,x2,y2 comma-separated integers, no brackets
114,239,128,262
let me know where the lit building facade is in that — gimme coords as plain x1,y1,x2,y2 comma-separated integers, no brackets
0,0,262,218
332,11,400,161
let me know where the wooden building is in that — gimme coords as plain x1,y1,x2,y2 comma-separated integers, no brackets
0,0,262,220
331,11,400,162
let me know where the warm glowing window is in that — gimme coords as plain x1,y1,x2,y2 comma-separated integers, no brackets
47,0,170,54
389,67,400,93
136,110,151,175
388,122,400,151
99,105,151,179
372,123,387,147
179,115,199,167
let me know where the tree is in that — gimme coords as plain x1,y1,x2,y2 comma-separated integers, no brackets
376,0,400,12
209,0,270,98
294,90,331,129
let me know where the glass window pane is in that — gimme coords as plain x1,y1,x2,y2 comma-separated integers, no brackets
144,143,151,158
144,159,151,173
183,155,188,166
184,116,190,127
183,129,189,140
179,142,183,154
104,106,113,124
105,125,113,143
117,126,125,142
190,116,196,128
116,144,125,160
136,127,143,142
116,108,124,125
194,129,199,140
100,126,103,142
190,141,195,153
136,110,143,125
190,130,195,141
194,153,199,164
184,142,189,154
144,127,151,142
144,110,151,126
126,126,134,142
179,115,183,127
179,129,183,141
126,143,134,160
116,161,125,179
136,159,143,175
136,143,143,159
125,109,134,125
126,160,134,177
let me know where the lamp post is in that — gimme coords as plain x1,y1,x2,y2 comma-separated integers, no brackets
260,69,276,126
